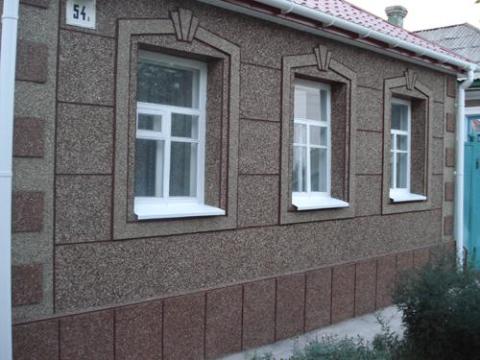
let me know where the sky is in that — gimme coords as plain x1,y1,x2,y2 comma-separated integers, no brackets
349,0,480,31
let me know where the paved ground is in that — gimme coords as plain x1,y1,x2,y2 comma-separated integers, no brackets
221,306,404,360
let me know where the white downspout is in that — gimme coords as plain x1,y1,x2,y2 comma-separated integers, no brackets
0,0,20,359
455,67,476,267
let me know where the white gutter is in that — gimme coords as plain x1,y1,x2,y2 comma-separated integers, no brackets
0,0,20,359
455,68,476,267
199,0,476,71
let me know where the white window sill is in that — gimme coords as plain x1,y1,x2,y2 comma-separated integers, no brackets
292,195,349,211
389,190,427,203
134,202,225,220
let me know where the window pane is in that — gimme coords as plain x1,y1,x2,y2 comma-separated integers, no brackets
137,58,199,108
392,103,408,130
292,146,307,192
310,148,327,192
294,88,307,119
396,152,408,189
170,142,197,197
397,135,408,151
294,86,321,120
135,139,164,197
138,113,162,132
320,90,328,122
294,123,307,144
171,114,198,139
310,125,327,146
306,89,321,120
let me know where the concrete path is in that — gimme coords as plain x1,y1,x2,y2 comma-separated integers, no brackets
220,306,404,360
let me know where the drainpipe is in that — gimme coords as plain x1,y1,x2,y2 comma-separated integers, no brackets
0,0,20,359
455,67,476,268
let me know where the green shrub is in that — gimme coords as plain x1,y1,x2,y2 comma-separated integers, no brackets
394,256,480,360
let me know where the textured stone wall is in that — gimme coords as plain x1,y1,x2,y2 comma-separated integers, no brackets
10,0,458,358
13,244,448,360
10,0,58,323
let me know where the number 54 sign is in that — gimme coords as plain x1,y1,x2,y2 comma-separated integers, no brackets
66,0,96,29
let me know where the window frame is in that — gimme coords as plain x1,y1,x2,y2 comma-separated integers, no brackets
292,79,348,210
389,97,426,203
133,51,224,219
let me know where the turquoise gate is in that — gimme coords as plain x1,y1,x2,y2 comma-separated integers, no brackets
464,115,480,268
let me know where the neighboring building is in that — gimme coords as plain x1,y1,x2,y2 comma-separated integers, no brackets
416,23,480,266
8,0,473,359
416,23,480,111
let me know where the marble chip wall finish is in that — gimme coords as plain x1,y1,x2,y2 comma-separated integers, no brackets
11,0,58,323
10,0,458,358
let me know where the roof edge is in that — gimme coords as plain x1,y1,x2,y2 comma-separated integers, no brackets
198,0,476,73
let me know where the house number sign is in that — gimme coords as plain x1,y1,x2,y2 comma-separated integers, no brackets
66,0,96,29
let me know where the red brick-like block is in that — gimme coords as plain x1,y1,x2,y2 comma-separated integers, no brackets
331,264,355,323
354,260,376,317
445,148,455,168
13,320,58,360
447,77,457,98
16,40,48,83
60,310,114,360
205,286,242,359
414,248,431,269
376,255,396,309
275,273,305,340
12,263,43,306
12,191,44,233
444,215,454,237
115,301,163,360
14,117,45,158
242,279,275,350
445,182,454,202
446,113,455,133
163,293,205,360
305,267,331,332
396,251,414,274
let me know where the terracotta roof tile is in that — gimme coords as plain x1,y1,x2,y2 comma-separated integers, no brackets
285,0,470,62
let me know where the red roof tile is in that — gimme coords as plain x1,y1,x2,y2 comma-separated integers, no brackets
288,0,470,62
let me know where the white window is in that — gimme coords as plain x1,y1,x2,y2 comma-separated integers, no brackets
291,79,349,210
389,98,426,203
134,52,225,219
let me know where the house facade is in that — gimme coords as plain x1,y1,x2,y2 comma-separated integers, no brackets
9,0,469,359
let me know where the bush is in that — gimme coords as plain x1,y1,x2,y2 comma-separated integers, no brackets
394,256,480,360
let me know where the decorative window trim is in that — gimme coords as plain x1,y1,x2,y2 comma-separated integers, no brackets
280,45,357,224
113,12,240,239
382,70,433,214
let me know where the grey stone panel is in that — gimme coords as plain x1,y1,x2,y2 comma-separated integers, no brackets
355,175,382,216
238,175,279,228
239,119,280,175
355,131,383,175
58,30,115,105
55,175,112,244
357,86,383,131
240,64,281,122
433,101,445,138
56,103,113,174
